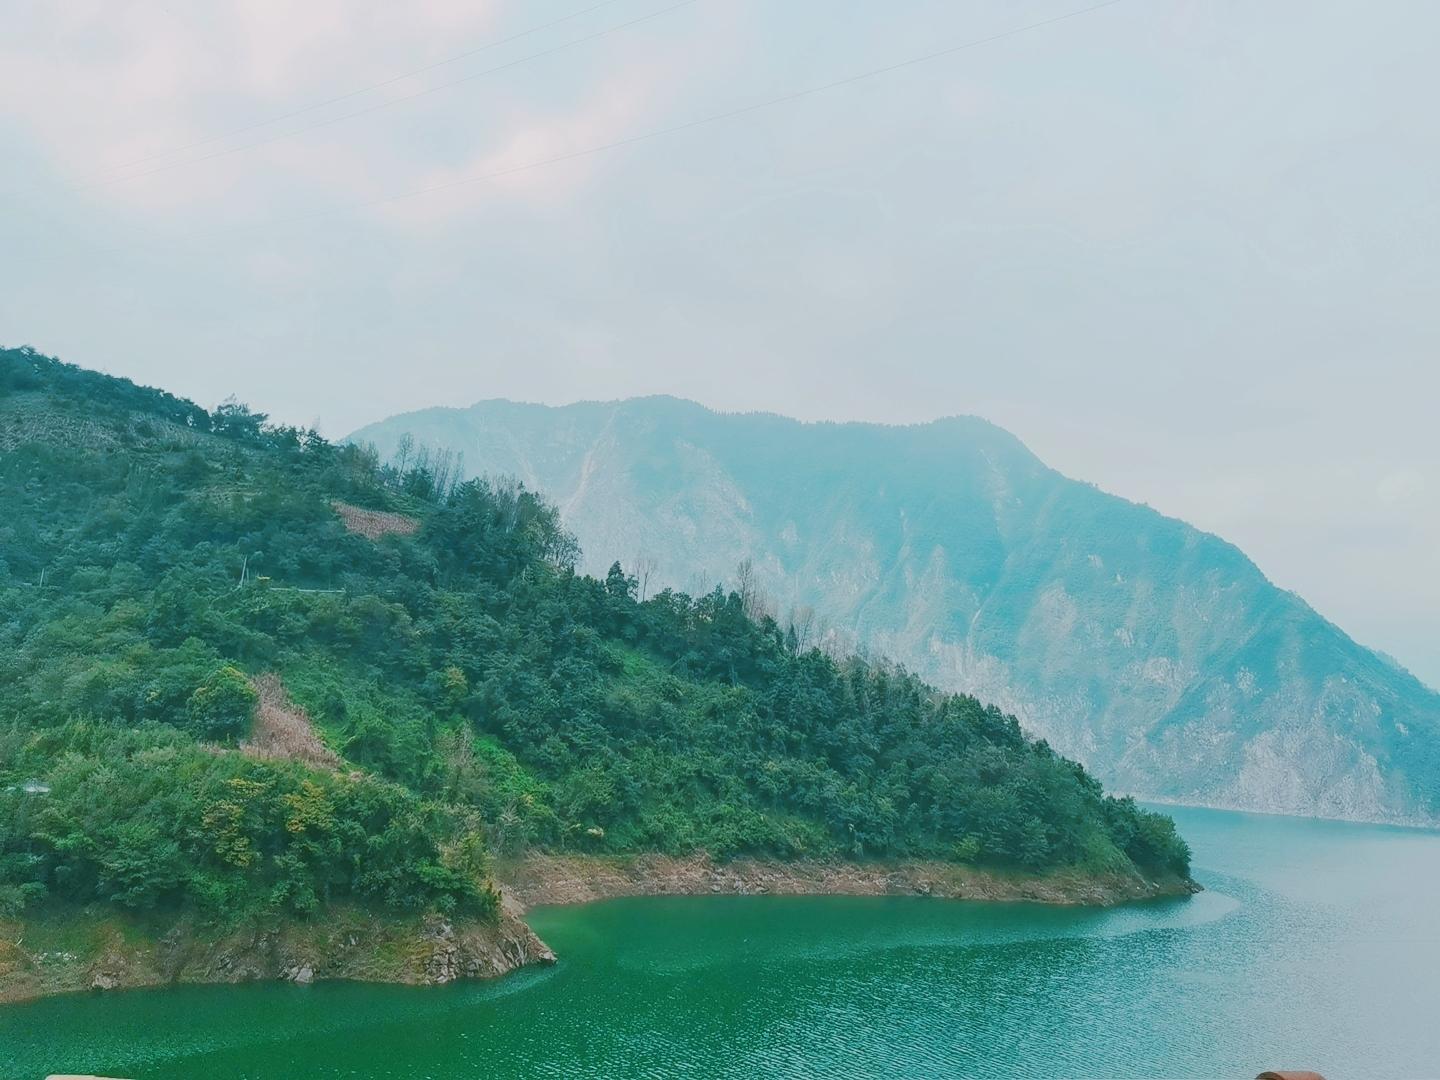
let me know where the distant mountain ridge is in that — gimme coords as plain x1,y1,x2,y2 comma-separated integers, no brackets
350,396,1440,825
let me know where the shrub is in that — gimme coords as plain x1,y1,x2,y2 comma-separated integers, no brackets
186,665,257,741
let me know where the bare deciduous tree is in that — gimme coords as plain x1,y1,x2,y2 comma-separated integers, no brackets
686,571,714,599
632,552,659,601
734,558,772,621
789,603,817,651
430,446,458,498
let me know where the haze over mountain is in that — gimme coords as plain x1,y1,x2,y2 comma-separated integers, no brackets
352,397,1440,826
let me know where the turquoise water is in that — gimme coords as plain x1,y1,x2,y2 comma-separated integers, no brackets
5,806,1439,1079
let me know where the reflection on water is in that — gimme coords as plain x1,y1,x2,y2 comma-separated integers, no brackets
3,806,1438,1080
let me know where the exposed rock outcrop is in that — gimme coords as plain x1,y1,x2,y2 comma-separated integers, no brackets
0,904,554,1005
498,853,1198,911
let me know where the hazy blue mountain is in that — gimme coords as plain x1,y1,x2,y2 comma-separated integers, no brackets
351,397,1440,825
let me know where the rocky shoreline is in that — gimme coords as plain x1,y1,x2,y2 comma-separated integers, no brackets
0,856,1196,1004
0,904,553,1005
499,853,1200,911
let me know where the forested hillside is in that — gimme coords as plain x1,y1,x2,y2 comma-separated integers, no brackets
351,396,1440,825
0,347,1188,932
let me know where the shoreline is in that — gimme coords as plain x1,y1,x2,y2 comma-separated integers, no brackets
0,904,553,1006
1,855,1197,1005
497,852,1199,913
1135,795,1440,833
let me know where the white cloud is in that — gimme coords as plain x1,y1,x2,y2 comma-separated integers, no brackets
0,2,500,207
1,0,716,231
1378,469,1426,506
383,63,669,225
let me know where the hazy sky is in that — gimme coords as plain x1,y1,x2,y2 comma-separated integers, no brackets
3,0,1436,686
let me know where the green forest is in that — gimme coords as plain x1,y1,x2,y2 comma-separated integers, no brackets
0,346,1190,926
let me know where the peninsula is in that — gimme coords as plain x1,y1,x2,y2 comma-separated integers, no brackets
0,348,1194,1003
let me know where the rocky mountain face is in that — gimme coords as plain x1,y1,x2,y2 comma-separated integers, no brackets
350,397,1440,825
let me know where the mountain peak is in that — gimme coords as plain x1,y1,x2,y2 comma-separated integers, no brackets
350,396,1440,826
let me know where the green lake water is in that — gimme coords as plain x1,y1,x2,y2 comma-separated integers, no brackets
5,805,1439,1079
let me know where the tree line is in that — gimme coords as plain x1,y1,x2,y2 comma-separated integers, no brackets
0,347,1189,924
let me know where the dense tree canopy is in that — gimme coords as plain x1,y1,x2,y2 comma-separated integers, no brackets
0,347,1189,923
